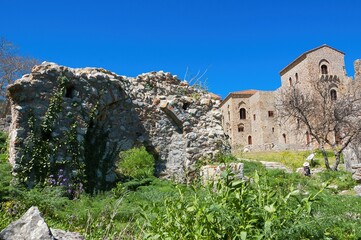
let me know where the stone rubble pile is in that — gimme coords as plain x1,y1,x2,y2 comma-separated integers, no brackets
7,62,230,187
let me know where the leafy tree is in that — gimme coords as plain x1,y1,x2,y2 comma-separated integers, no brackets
277,79,361,171
0,37,39,116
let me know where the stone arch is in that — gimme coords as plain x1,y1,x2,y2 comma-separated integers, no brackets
319,59,330,74
238,101,246,109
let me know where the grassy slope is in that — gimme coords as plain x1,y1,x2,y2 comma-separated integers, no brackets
0,148,360,239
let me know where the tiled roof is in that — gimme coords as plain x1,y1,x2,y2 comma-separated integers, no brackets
220,90,258,107
231,90,258,95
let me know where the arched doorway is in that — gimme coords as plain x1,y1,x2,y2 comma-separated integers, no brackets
248,136,252,145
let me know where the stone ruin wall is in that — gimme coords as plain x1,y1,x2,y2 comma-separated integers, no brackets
7,62,230,189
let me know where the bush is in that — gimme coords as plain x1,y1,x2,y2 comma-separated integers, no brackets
117,146,155,179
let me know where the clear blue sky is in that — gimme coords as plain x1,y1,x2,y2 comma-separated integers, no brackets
1,0,361,98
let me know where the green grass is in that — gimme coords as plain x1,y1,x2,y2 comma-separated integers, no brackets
0,139,360,239
239,150,338,171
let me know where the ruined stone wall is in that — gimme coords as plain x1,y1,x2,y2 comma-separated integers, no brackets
7,62,230,189
355,59,361,82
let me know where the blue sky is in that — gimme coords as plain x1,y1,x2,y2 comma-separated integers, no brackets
1,0,361,98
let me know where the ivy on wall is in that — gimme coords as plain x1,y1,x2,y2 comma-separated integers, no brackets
15,74,84,198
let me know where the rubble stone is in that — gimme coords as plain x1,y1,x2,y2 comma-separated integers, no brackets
0,206,84,240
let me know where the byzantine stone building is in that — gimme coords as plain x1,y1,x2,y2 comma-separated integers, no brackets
221,45,360,151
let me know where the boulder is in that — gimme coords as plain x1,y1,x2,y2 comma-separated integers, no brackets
0,206,84,240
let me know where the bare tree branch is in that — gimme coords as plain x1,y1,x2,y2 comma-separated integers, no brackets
276,78,361,171
0,37,39,116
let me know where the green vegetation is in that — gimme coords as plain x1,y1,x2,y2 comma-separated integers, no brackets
1,137,361,239
117,146,155,180
240,150,339,171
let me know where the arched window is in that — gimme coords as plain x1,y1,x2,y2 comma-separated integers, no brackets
306,131,310,145
238,124,244,132
321,65,328,74
240,108,246,119
248,136,252,145
295,73,298,82
282,133,287,144
289,77,292,86
330,89,337,101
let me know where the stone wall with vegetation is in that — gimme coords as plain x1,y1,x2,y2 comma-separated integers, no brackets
7,62,230,191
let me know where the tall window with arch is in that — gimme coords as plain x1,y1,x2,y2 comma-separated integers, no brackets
321,65,328,74
248,136,252,145
238,124,244,132
289,77,292,86
330,89,337,101
240,108,246,119
295,73,298,82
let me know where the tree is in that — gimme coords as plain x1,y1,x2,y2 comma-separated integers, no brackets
0,38,38,116
276,78,361,171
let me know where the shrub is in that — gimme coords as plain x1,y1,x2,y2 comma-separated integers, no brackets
117,146,155,179
140,170,320,239
316,170,356,192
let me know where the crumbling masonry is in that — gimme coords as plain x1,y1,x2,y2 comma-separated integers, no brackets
7,62,230,189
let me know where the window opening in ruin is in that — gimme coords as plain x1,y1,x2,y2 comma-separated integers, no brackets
335,131,341,145
272,127,275,133
238,125,244,132
282,133,287,143
321,65,328,74
65,85,75,98
289,77,292,86
240,108,246,119
253,114,256,120
297,119,300,129
228,111,230,121
268,111,274,117
248,136,252,145
295,73,298,82
306,131,310,145
182,102,191,110
330,89,337,101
